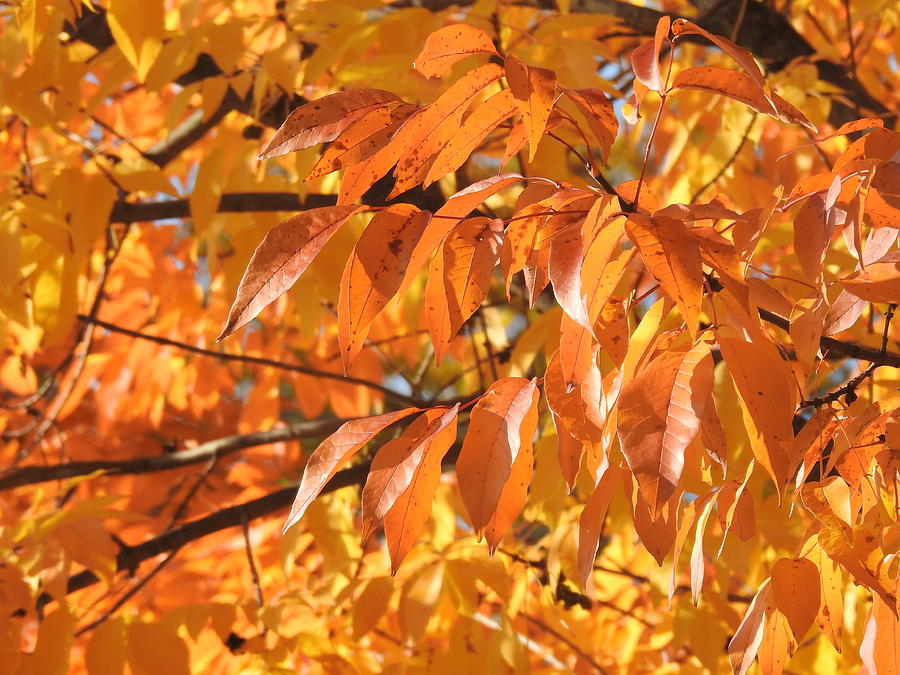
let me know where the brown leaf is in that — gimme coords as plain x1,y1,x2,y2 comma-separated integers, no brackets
219,205,359,340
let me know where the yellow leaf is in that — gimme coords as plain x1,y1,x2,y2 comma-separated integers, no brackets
107,0,165,81
85,618,127,675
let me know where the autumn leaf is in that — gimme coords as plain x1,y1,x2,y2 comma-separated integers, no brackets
425,216,503,362
729,578,772,675
414,24,499,79
338,205,431,371
219,205,360,340
283,408,420,533
631,16,671,94
671,66,815,130
258,89,401,159
618,340,713,516
577,464,623,588
563,88,618,160
626,214,703,337
770,557,820,640
456,378,539,538
361,405,459,566
840,249,900,304
505,55,557,161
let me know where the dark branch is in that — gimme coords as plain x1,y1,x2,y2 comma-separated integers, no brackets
0,418,345,491
109,192,338,224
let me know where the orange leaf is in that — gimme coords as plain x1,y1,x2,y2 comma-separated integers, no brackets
689,493,717,605
505,55,557,161
307,103,418,180
671,66,814,131
548,196,614,328
577,464,623,588
626,214,702,337
283,408,420,533
219,205,359,340
338,206,431,371
456,377,539,538
544,346,605,443
670,20,767,93
840,249,900,304
425,88,518,185
563,88,618,160
362,406,459,564
618,341,714,515
414,24,498,79
425,217,503,362
729,578,772,675
482,391,539,553
860,589,900,675
716,328,797,488
391,63,505,197
258,89,401,159
770,557,820,640
631,16,670,94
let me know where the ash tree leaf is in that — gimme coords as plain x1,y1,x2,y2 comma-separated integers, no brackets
219,205,360,340
617,340,714,517
626,214,703,338
413,24,499,79
361,405,459,567
338,205,432,372
424,88,518,186
770,557,821,641
840,249,900,304
283,408,421,534
258,89,401,159
631,16,671,94
456,377,539,539
577,464,623,588
425,217,503,363
505,55,557,161
482,388,539,554
670,66,815,131
729,578,772,675
563,88,619,161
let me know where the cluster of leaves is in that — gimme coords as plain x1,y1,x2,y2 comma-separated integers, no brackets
0,0,898,673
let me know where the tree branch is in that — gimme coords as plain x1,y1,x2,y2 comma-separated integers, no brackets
109,191,338,224
0,418,344,491
76,314,424,407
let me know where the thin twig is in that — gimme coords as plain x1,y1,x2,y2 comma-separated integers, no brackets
74,548,180,637
75,314,424,407
241,515,266,630
690,112,757,203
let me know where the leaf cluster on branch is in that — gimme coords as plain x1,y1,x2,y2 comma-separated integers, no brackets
1,1,898,674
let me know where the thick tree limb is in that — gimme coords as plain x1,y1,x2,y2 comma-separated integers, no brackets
758,308,900,369
0,418,344,491
109,191,337,223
